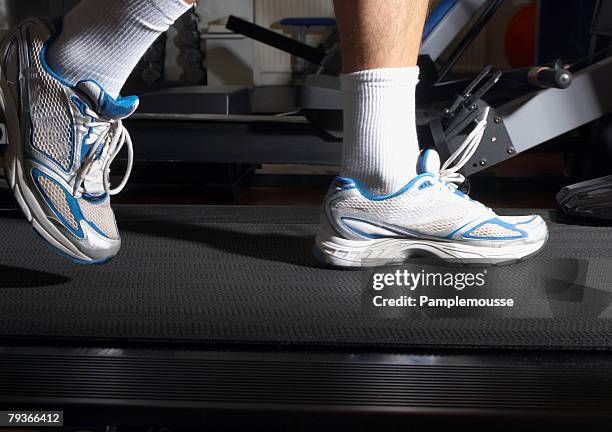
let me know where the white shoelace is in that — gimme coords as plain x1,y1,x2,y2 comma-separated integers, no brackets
72,107,134,198
436,107,490,190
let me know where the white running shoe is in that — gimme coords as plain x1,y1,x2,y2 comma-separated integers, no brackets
1,19,137,264
315,118,548,267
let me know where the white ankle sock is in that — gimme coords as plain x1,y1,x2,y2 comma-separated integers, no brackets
47,0,191,99
340,67,421,196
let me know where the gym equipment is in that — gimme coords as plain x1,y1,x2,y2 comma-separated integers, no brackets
123,6,205,94
538,0,597,65
174,8,206,85
137,86,251,115
555,0,612,220
557,175,612,220
123,33,167,93
226,15,341,76
2,204,612,429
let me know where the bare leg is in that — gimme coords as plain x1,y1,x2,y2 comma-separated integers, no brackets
334,0,429,72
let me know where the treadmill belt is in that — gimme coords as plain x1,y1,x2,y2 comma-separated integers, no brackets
1,205,612,350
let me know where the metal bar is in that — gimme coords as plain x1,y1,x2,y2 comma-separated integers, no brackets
226,15,326,65
130,113,310,124
499,55,612,153
2,344,612,426
124,118,341,165
436,0,505,83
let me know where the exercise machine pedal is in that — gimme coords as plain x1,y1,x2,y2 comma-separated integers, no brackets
557,175,612,221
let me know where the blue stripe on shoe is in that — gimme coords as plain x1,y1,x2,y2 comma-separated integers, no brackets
31,168,113,240
341,217,409,239
462,217,527,241
445,218,480,239
39,38,73,87
333,173,435,201
514,215,539,225
32,168,85,238
42,36,138,118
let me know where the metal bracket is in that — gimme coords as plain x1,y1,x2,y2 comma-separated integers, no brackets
430,67,515,177
431,102,514,177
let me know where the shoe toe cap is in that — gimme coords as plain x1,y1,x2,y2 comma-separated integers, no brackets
499,214,548,244
76,221,121,263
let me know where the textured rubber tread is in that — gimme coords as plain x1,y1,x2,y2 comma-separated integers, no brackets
1,205,612,350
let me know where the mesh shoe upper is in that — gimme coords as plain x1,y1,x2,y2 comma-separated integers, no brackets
28,25,76,172
37,173,78,230
32,168,119,240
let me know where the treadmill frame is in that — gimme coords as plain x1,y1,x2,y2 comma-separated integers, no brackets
2,344,612,429
499,55,612,154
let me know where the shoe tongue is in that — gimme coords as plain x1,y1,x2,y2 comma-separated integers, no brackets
76,80,139,120
75,80,138,197
416,148,441,174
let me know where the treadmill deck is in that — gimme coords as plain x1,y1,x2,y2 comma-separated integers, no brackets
1,205,612,350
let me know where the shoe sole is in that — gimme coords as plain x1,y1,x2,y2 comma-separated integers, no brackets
0,66,110,265
313,229,549,268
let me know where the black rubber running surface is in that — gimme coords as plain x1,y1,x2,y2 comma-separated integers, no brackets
2,205,612,350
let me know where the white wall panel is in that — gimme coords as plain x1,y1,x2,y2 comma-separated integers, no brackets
254,0,334,85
